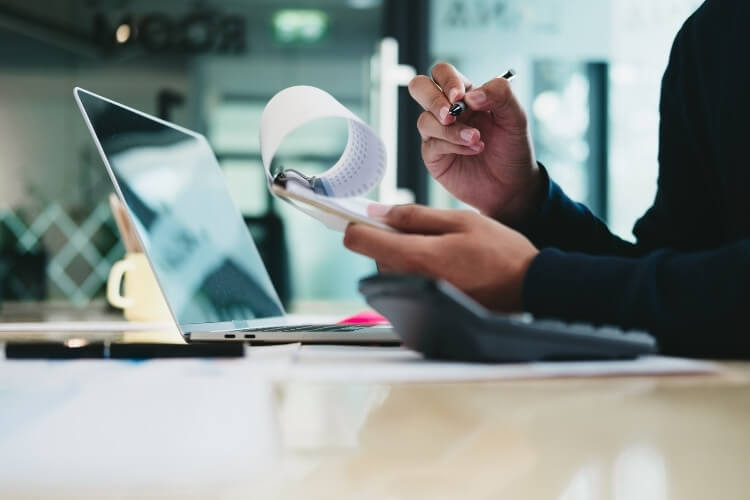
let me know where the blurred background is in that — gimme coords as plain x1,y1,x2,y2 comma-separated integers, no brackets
0,0,703,310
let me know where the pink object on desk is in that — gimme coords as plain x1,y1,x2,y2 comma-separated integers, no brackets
338,310,389,325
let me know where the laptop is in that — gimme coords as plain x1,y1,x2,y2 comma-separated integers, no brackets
74,87,399,344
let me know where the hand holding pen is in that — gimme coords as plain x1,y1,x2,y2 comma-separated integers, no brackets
406,63,543,226
449,69,516,117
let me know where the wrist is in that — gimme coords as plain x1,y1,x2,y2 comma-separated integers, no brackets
484,162,547,228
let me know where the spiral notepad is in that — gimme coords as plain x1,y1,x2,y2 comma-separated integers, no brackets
260,86,388,231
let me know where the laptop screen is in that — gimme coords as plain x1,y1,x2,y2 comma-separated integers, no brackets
76,88,284,327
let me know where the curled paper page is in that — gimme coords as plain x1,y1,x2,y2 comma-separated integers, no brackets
260,86,388,231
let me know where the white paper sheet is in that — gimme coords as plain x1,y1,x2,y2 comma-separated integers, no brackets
261,345,721,383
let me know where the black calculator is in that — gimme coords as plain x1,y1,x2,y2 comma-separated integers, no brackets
359,274,658,362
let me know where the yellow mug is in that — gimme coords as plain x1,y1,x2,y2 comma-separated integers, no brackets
107,253,172,323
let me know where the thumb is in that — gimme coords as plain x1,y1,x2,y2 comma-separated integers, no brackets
463,76,527,132
368,203,465,234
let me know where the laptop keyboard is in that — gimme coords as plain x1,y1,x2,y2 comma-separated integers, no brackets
240,324,369,333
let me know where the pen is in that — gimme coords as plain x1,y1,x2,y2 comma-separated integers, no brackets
448,68,516,117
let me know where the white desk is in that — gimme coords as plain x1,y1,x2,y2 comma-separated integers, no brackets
1,302,748,499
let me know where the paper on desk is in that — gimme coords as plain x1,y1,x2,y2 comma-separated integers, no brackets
260,85,386,231
267,345,721,383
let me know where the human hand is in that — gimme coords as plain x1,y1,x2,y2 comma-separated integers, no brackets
344,204,539,312
408,63,544,226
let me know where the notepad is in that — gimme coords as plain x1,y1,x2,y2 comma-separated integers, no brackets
260,86,393,232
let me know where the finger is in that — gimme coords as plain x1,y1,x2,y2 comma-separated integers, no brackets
464,77,527,132
408,75,455,125
377,204,469,234
344,224,433,274
430,62,473,104
422,138,484,164
369,204,475,238
367,202,393,219
417,111,481,146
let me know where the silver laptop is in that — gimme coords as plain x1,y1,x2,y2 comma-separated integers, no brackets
74,87,399,344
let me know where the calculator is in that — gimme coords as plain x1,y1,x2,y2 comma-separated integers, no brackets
359,274,658,362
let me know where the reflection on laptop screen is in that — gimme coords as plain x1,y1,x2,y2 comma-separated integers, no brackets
77,89,284,326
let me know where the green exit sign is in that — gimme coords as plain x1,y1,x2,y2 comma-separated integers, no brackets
272,9,329,44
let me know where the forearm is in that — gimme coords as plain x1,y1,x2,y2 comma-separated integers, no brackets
522,240,750,357
517,165,637,256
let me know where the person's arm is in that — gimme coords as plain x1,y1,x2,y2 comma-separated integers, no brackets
349,1,748,357
523,241,750,357
518,165,638,256
523,2,750,358
343,197,750,357
520,4,714,258
345,202,750,358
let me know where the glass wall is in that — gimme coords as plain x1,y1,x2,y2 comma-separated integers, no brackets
607,0,704,237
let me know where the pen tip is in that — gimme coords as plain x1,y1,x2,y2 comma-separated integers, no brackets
448,102,464,117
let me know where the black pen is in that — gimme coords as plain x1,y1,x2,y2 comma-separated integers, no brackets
449,68,517,117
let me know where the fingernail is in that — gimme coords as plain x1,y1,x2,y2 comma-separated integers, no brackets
470,141,484,152
368,203,393,217
460,129,477,143
439,107,449,122
466,90,486,105
448,88,459,102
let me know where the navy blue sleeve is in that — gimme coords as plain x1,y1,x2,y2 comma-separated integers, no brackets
522,242,750,357
521,166,638,257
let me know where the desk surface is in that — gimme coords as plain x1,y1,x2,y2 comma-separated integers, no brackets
272,368,750,500
1,304,749,499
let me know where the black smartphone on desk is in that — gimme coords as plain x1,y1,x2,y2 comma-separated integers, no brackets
5,341,245,359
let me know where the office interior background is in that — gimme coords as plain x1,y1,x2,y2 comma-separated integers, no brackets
0,0,703,308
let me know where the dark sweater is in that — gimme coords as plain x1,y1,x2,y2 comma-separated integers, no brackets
521,0,750,357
